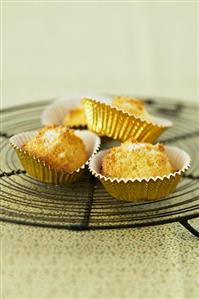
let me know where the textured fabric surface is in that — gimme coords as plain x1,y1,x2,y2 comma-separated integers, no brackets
1,219,199,299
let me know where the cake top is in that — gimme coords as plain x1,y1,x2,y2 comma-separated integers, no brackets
101,141,174,179
112,96,152,122
23,125,88,173
64,104,87,127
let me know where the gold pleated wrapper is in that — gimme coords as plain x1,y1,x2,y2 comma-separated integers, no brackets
89,147,191,201
10,130,101,185
82,97,172,143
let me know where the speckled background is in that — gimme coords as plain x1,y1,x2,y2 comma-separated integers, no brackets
1,219,199,299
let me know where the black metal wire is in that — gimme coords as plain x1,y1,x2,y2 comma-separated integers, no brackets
0,98,199,232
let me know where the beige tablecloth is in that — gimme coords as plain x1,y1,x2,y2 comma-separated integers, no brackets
1,219,199,299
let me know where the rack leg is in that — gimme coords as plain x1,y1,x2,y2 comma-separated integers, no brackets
179,219,199,238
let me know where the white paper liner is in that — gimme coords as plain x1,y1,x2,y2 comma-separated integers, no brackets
89,146,191,183
41,93,105,126
10,129,101,174
83,97,173,128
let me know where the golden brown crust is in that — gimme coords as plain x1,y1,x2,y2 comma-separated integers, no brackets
123,136,138,144
112,96,152,122
101,142,174,179
63,105,87,127
23,125,88,173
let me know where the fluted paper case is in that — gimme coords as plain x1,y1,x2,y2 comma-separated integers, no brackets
82,97,172,143
89,146,191,201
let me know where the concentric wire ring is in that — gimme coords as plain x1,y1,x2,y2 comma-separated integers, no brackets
0,98,199,230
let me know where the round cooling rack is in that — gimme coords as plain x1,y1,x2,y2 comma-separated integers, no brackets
0,97,199,237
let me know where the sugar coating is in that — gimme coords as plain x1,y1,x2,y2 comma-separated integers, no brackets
43,130,59,141
126,144,146,151
58,152,66,158
42,130,60,148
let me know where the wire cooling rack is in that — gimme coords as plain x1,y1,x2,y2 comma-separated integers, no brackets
0,97,199,237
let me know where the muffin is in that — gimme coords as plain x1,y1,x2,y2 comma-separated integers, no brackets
63,104,87,127
23,125,88,173
112,96,152,122
101,142,174,179
10,127,101,184
89,143,190,201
